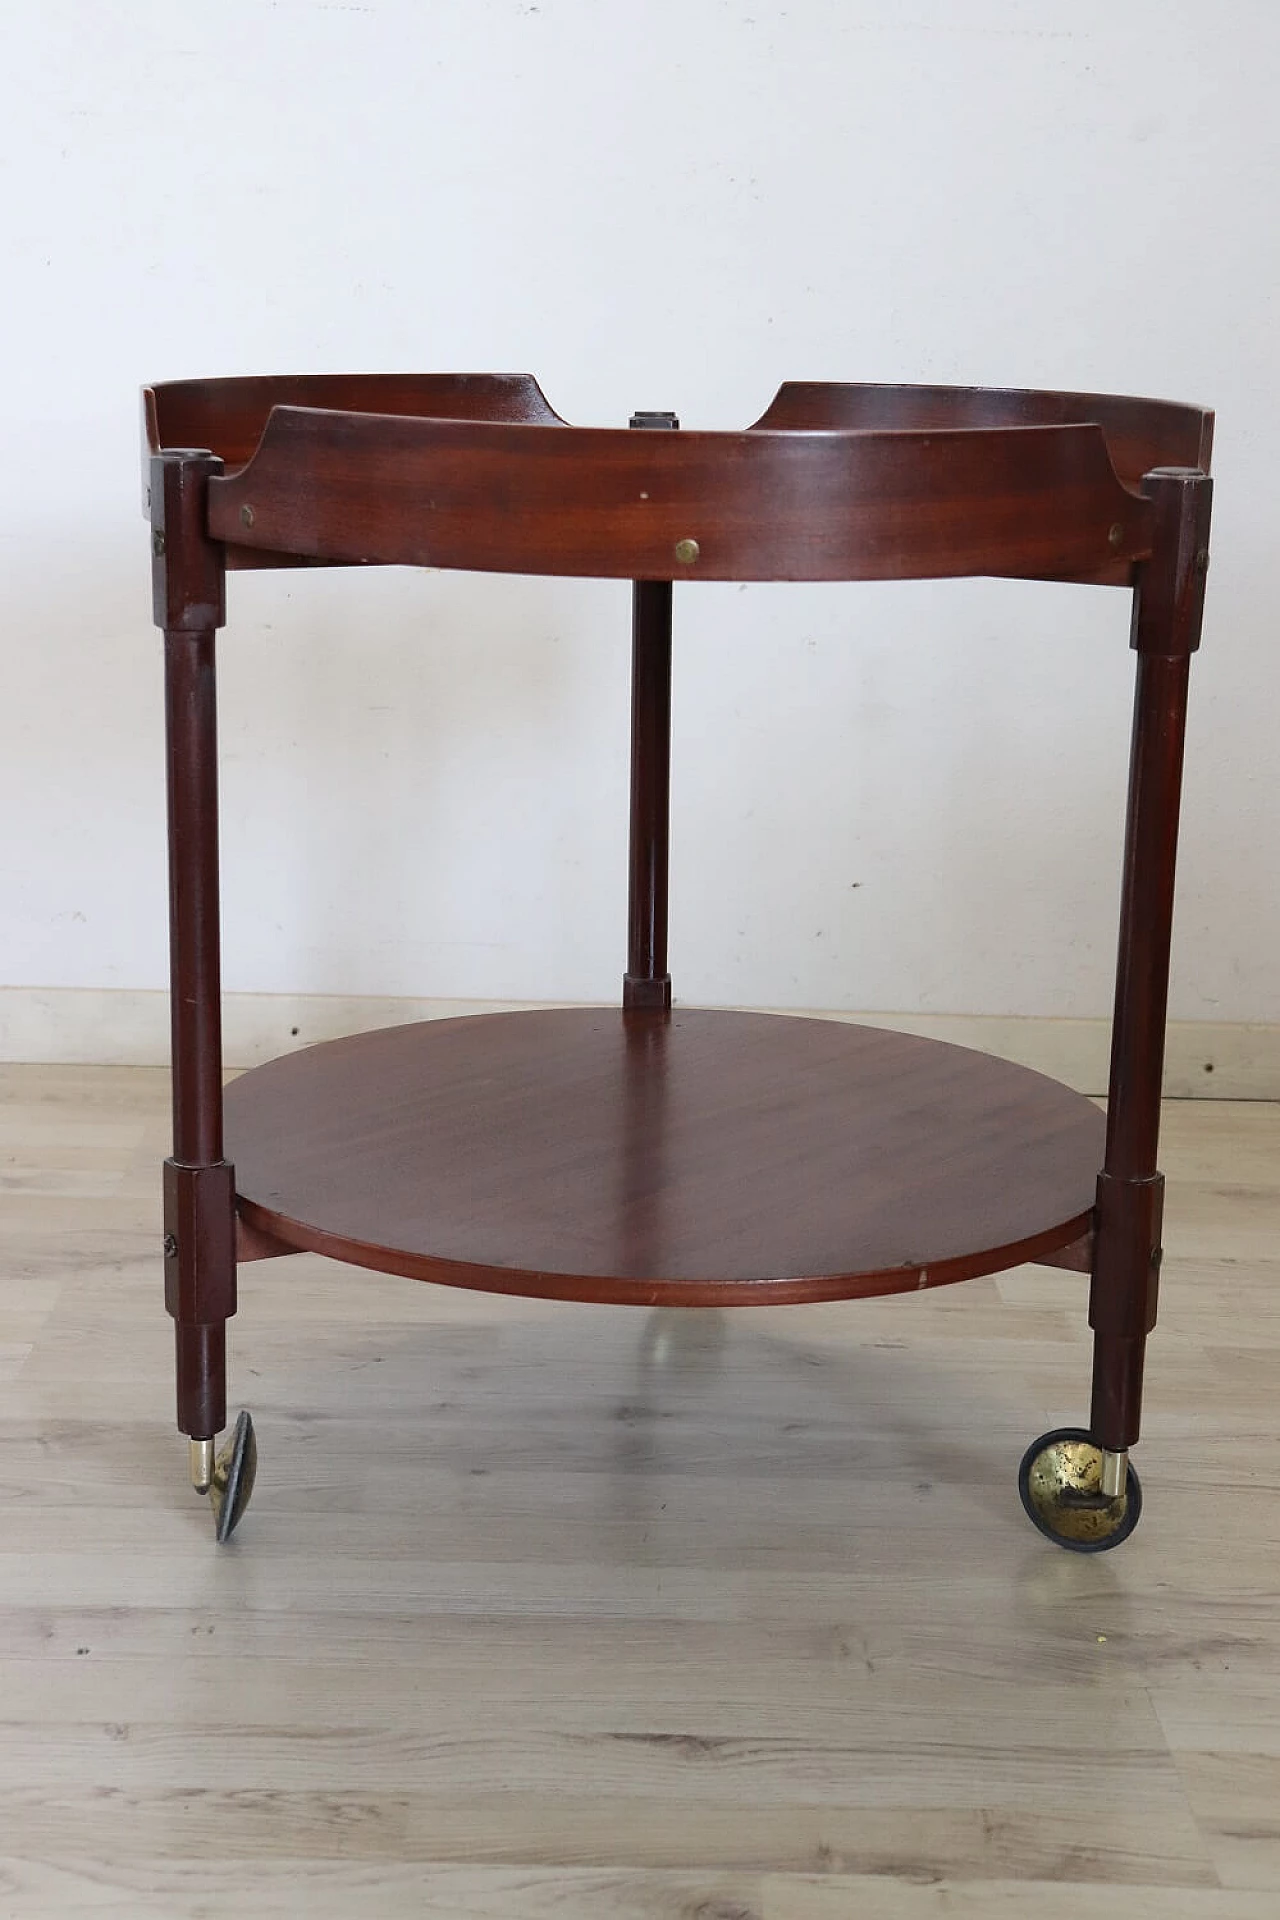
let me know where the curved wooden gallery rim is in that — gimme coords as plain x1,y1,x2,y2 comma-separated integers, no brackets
145,373,1214,585
225,1008,1104,1305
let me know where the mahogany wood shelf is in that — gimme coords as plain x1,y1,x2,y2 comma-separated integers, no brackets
143,373,1214,1548
224,1009,1104,1305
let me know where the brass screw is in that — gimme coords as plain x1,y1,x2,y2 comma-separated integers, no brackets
240,503,256,529
1194,546,1210,573
151,530,166,558
1108,523,1124,550
674,537,699,564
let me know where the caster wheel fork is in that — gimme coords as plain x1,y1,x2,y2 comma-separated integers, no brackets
1018,1426,1142,1553
189,1410,257,1544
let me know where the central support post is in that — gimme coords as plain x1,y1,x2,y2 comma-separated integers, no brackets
623,410,678,1011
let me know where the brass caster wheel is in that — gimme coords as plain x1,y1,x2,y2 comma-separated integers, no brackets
200,1411,257,1545
1018,1426,1142,1553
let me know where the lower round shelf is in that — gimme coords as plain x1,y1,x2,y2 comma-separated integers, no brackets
223,1008,1102,1305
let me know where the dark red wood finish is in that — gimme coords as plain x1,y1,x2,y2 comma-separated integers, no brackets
1089,468,1213,1452
150,449,237,1442
145,372,564,466
206,410,1152,584
223,1010,1103,1305
144,375,1214,1481
750,382,1214,487
750,383,1211,592
144,374,565,573
624,411,678,1011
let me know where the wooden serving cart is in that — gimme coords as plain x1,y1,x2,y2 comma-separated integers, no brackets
143,375,1213,1548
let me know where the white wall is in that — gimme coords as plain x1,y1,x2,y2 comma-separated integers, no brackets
2,0,1277,1023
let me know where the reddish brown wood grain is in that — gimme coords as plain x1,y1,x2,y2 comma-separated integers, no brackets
144,372,564,468
143,373,1214,1481
1089,471,1212,1451
151,448,235,1441
206,409,1152,584
144,373,567,575
750,382,1214,489
223,1009,1104,1307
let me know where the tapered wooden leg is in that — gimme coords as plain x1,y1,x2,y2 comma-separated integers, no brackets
174,1320,226,1444
1090,467,1211,1455
1088,646,1188,1455
151,448,253,1534
1022,466,1211,1552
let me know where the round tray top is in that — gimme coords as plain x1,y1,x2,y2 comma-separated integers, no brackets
145,374,1211,588
224,1009,1102,1306
145,374,1212,492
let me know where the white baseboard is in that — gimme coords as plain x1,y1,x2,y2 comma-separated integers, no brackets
0,987,1276,1098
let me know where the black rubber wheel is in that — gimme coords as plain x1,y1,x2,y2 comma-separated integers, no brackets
210,1410,257,1545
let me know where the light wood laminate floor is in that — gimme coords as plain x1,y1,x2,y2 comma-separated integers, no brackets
0,1064,1277,1918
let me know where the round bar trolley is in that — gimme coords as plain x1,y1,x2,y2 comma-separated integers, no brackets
143,373,1214,1548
